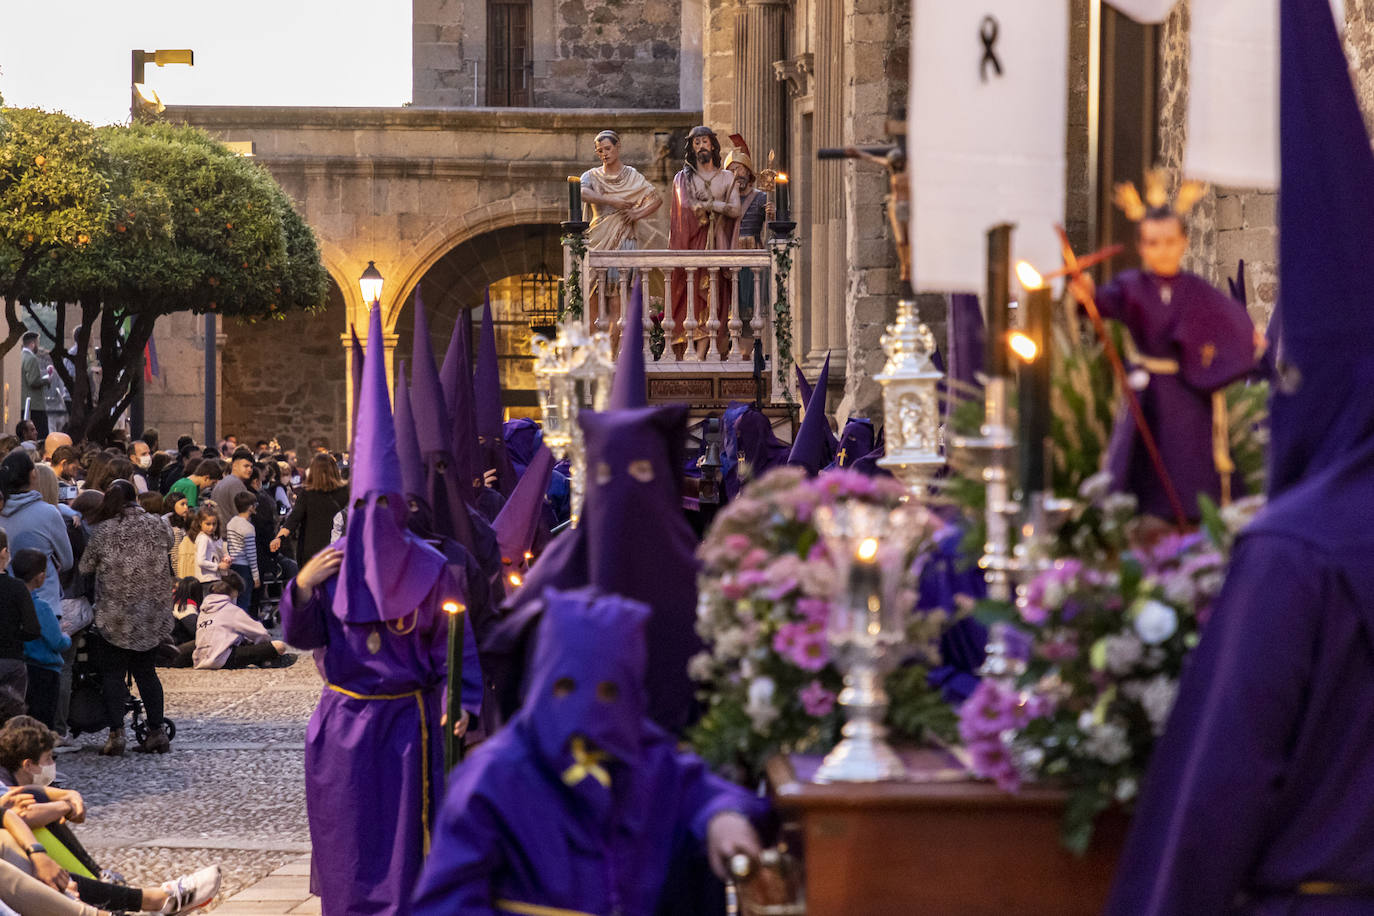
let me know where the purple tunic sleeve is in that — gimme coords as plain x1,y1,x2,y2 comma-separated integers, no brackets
411,781,502,916
280,580,330,650
1094,276,1128,323
677,748,767,843
1104,535,1321,915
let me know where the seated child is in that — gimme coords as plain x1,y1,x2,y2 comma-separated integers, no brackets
192,573,295,670
0,716,221,913
413,586,765,916
13,550,69,730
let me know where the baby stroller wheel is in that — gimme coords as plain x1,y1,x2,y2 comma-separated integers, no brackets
133,717,175,747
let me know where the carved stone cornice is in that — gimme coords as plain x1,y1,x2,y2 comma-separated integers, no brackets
773,53,813,98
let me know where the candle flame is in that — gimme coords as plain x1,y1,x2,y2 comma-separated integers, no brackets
567,176,581,184
1016,261,1045,290
524,551,534,561
856,537,879,561
508,572,524,588
1008,332,1039,363
776,173,789,184
442,601,464,616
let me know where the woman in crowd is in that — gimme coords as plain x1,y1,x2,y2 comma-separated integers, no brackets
78,480,174,756
83,457,135,495
162,491,193,576
272,452,348,566
0,452,72,634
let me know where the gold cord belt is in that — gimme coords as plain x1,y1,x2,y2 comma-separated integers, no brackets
496,901,600,916
325,682,433,853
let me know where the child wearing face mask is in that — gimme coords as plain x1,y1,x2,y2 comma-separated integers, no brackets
14,550,69,731
0,716,223,913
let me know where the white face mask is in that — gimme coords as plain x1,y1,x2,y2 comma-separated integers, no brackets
137,455,152,469
30,762,55,787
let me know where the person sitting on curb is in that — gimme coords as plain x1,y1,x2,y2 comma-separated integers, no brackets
0,716,222,913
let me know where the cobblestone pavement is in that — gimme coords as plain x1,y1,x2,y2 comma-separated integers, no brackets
55,661,321,910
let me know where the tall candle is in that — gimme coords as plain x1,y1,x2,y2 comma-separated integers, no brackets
567,176,582,223
775,173,790,222
985,224,1013,378
443,600,466,770
1016,280,1053,495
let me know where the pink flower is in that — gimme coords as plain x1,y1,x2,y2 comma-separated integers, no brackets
799,680,836,717
795,596,830,625
740,548,771,571
723,534,753,553
773,621,829,671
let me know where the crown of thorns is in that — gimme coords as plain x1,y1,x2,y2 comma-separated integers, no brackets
1113,169,1206,222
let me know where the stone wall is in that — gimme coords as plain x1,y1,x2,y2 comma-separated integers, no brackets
413,0,685,109
837,0,912,420
700,0,735,129
219,282,349,452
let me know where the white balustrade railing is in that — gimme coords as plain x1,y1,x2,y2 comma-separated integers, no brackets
575,248,775,370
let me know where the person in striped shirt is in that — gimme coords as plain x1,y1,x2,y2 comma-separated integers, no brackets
225,492,260,616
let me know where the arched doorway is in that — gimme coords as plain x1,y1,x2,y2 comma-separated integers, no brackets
394,222,564,418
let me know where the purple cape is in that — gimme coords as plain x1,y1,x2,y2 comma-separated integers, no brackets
413,586,763,916
1096,270,1257,521
825,417,876,471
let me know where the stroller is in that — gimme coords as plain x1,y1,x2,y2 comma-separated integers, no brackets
66,629,177,747
255,553,290,629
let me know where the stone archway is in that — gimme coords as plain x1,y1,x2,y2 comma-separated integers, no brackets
393,221,565,416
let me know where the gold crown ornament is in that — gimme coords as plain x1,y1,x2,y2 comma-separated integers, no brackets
1112,168,1207,222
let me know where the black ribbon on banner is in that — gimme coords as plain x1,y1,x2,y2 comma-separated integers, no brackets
980,15,1003,82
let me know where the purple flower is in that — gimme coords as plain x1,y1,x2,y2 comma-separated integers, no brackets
773,621,829,671
723,533,753,554
799,680,836,717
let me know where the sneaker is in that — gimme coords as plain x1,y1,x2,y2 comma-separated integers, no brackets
160,865,221,914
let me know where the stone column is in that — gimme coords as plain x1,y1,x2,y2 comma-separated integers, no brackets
810,0,846,370
733,0,789,166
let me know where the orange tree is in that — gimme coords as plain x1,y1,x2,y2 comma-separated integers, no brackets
27,120,328,442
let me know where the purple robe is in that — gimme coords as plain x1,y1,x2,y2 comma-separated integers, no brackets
1107,3,1374,910
282,565,483,916
413,587,762,916
1096,270,1257,521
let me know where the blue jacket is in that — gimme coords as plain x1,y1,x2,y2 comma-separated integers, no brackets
23,594,69,672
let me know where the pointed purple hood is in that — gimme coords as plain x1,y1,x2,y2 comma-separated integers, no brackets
349,325,364,433
788,352,835,474
441,309,483,502
475,290,519,496
493,444,555,572
609,279,647,409
336,303,445,624
794,363,813,407
1267,0,1374,498
410,289,479,553
393,361,425,501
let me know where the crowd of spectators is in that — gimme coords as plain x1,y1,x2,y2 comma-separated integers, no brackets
0,424,346,909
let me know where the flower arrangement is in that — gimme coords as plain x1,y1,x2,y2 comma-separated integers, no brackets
958,474,1264,852
689,466,959,781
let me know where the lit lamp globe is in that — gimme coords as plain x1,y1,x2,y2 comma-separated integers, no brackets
359,261,385,306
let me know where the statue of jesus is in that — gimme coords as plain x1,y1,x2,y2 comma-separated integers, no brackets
669,126,740,356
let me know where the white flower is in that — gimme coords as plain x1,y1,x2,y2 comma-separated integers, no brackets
687,652,714,683
1162,574,1196,606
1136,675,1179,735
1082,720,1131,765
1079,471,1114,503
1114,777,1138,803
1132,599,1179,645
745,676,778,730
1103,492,1138,516
1101,633,1144,675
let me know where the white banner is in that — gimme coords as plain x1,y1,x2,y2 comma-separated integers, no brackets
909,0,1069,293
1104,0,1176,23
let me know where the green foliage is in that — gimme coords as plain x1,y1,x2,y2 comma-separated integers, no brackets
0,107,110,305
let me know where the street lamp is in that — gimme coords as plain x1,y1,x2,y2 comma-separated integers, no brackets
131,49,194,121
359,262,385,306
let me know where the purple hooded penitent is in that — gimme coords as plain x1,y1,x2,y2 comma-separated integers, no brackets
492,443,555,574
441,307,505,521
826,417,876,470
490,405,702,734
787,352,836,474
1105,2,1374,911
280,301,477,916
413,586,764,916
610,279,648,410
725,407,791,499
475,289,518,496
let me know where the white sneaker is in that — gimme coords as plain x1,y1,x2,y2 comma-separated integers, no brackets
161,865,222,914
